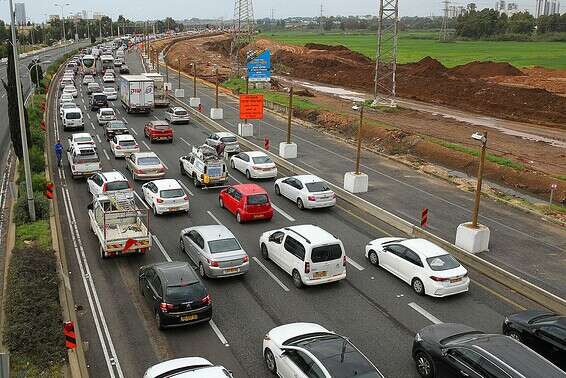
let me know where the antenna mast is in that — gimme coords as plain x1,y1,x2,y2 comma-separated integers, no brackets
439,0,450,41
230,0,255,76
373,0,399,107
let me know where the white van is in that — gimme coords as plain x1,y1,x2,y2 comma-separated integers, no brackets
62,107,84,131
67,144,101,178
259,225,347,288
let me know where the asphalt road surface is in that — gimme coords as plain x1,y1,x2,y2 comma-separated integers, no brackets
47,48,545,377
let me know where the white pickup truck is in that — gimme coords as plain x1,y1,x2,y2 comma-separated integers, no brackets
179,144,228,188
88,194,151,259
67,143,101,178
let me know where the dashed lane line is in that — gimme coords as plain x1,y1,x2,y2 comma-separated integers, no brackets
408,302,443,324
346,257,365,271
252,257,290,292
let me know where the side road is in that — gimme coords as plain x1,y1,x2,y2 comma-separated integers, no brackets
145,50,566,298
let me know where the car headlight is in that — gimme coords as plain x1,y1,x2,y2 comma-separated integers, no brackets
415,333,422,342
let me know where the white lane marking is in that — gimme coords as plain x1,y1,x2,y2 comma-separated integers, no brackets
142,141,151,150
90,122,96,130
86,113,91,119
346,256,364,271
408,302,443,324
178,180,194,197
103,149,110,160
152,235,173,262
270,203,295,222
153,115,160,121
133,190,149,210
130,128,138,135
207,210,222,225
209,320,230,347
115,108,121,115
96,134,102,143
228,173,241,184
252,257,290,292
179,136,191,147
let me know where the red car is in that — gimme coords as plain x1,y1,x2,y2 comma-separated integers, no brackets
144,120,173,143
219,184,273,223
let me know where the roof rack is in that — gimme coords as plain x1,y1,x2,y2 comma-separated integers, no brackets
192,144,221,162
95,192,137,211
283,227,311,244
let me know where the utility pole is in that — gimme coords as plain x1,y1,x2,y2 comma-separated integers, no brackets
373,0,399,107
471,131,488,228
440,0,450,41
9,0,36,221
215,66,219,108
286,87,294,144
55,3,70,53
319,3,324,34
178,57,181,90
192,63,197,98
99,18,102,39
355,105,364,175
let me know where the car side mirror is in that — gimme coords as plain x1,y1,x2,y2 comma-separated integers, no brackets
87,202,93,210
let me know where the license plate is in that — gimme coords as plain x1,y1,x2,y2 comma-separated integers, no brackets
314,271,327,278
169,207,179,212
224,268,239,274
253,214,264,219
450,277,462,283
181,314,198,321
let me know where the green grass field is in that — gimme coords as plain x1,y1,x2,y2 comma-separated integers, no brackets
260,31,566,68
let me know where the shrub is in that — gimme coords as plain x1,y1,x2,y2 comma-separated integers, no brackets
13,192,50,225
29,145,45,174
17,172,46,194
15,220,51,250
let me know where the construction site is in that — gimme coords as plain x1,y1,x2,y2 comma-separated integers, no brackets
151,27,566,213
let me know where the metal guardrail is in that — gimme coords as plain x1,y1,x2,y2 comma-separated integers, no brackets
169,94,566,315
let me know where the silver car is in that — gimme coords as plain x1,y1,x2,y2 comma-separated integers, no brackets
205,132,240,154
179,225,249,279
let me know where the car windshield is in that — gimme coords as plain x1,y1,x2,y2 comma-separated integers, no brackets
106,181,129,191
252,156,272,164
247,194,269,205
94,95,106,101
102,110,114,116
66,112,81,119
208,238,241,254
109,123,126,129
292,335,380,378
426,254,461,271
175,110,188,115
160,189,184,199
138,157,160,165
166,283,206,303
311,244,343,263
305,181,330,193
62,103,76,109
119,140,136,147
104,88,115,93
220,136,237,143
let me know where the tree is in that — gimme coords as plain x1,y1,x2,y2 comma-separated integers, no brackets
91,34,96,44
1,42,31,160
507,11,535,34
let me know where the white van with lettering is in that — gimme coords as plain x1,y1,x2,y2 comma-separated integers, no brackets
62,107,84,131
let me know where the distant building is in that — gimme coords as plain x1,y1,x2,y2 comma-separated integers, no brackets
48,14,60,23
15,3,26,26
536,0,561,17
82,10,89,20
93,12,105,21
495,0,506,12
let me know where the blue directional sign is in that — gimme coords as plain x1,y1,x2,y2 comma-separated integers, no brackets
247,50,271,82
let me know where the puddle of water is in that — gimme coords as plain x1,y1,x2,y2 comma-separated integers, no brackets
290,79,367,102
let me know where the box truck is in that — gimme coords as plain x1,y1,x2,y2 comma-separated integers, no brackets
143,72,169,107
119,75,154,114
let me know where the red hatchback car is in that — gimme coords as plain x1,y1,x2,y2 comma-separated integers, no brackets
144,120,173,143
219,184,273,223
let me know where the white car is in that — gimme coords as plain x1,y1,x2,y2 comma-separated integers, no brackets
62,85,78,98
259,225,347,288
164,106,190,124
104,68,115,76
110,134,139,158
97,107,116,125
59,102,77,118
142,179,189,215
230,151,277,179
126,152,167,181
68,132,95,149
82,75,94,85
103,73,115,83
60,78,74,89
143,357,233,378
59,93,74,104
274,175,336,210
365,237,469,297
87,171,133,199
263,323,384,378
102,86,117,100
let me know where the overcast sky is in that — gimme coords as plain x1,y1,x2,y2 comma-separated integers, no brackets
2,0,537,23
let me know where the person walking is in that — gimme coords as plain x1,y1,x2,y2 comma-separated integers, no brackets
54,140,64,167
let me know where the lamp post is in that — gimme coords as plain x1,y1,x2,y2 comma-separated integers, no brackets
177,57,181,90
54,3,70,53
470,131,488,228
9,0,36,221
28,61,50,90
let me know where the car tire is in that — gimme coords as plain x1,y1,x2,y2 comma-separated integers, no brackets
412,278,425,296
180,162,185,176
505,330,522,342
246,170,251,180
414,351,434,378
292,269,303,289
219,197,224,208
155,311,164,330
153,204,158,216
230,160,235,169
236,211,242,223
368,250,379,266
199,263,207,279
264,348,277,374
297,198,304,210
274,185,281,196
180,237,185,252
261,244,269,260
193,175,200,188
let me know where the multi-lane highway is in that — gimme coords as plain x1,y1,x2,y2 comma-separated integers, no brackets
45,47,548,377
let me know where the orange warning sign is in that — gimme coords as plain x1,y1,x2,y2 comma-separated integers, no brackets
239,94,264,120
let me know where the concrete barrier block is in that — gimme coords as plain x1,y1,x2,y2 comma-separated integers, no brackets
456,223,490,254
189,97,201,107
210,108,224,120
344,172,369,193
238,123,254,137
175,89,185,98
279,142,298,159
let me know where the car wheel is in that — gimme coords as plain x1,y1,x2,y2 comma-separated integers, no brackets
369,251,379,266
414,351,434,378
246,170,251,180
505,330,522,342
236,211,242,223
412,278,425,296
153,204,158,216
274,185,281,196
230,160,235,169
292,270,303,289
155,311,164,330
264,348,277,374
179,237,185,252
199,263,207,279
219,197,224,208
193,175,200,188
261,244,269,260
180,162,185,176
99,246,107,259
297,198,304,210
150,137,154,144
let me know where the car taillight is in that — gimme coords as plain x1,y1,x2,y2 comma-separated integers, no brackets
115,145,121,149
134,168,143,174
159,167,166,173
307,195,316,201
243,255,249,263
430,276,450,282
156,198,163,203
102,183,107,192
343,255,347,267
183,195,189,200
304,262,310,274
209,260,219,267
201,294,211,305
159,302,174,313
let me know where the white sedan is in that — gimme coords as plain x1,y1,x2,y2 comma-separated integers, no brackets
59,102,77,119
97,107,116,125
62,85,78,98
59,93,74,104
230,151,277,179
110,134,139,158
142,179,189,215
103,86,117,100
143,357,233,378
103,74,115,83
365,237,469,297
68,132,95,149
274,175,336,210
82,75,94,85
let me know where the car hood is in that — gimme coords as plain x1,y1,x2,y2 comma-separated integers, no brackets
508,309,555,325
418,323,481,345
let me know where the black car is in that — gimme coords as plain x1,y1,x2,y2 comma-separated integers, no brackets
503,309,566,370
139,262,212,330
119,65,130,74
412,323,565,378
104,120,129,141
89,93,108,111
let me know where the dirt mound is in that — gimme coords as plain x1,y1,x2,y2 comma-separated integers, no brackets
203,37,232,56
449,61,524,78
401,56,447,77
305,43,350,51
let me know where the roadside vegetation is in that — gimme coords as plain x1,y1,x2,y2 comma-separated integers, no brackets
433,140,525,170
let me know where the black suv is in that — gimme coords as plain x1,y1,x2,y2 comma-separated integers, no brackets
412,323,565,378
89,93,108,111
503,309,566,370
139,262,212,330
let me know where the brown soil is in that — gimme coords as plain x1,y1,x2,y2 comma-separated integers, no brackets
488,67,566,96
449,61,523,78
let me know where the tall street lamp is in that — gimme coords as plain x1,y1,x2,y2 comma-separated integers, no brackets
54,3,70,53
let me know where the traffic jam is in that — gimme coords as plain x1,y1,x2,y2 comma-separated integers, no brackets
51,38,566,378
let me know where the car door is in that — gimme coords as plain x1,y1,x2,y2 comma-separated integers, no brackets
222,187,236,213
443,348,503,378
282,235,305,275
232,153,244,172
535,325,566,359
279,350,313,378
238,153,250,173
266,231,285,267
280,178,295,199
231,189,243,215
288,179,303,201
148,273,163,311
397,248,424,284
140,268,155,305
380,244,406,277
